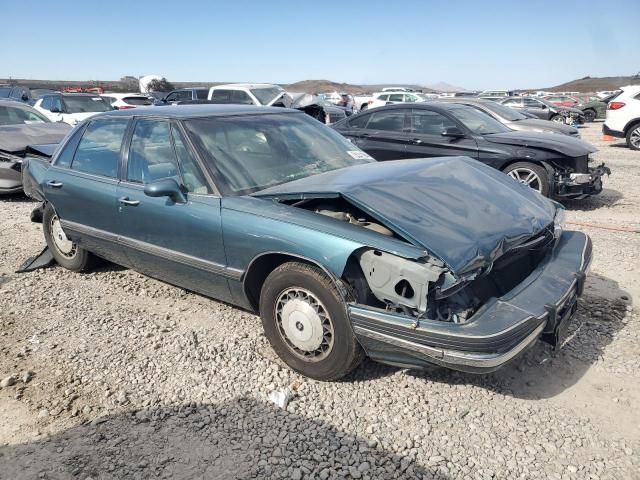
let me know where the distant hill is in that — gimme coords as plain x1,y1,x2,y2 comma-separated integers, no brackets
285,80,371,94
424,81,468,93
547,75,640,92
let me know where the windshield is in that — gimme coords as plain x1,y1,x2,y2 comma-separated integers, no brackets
0,105,50,125
482,101,527,121
250,87,285,105
183,113,373,195
63,96,112,113
449,106,511,134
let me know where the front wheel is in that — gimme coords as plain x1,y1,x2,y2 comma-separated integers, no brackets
550,114,565,124
259,262,364,381
43,203,96,272
626,124,640,151
503,162,550,197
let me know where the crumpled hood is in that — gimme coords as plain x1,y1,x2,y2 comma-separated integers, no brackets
484,130,596,156
0,122,71,153
256,156,556,274
513,118,578,136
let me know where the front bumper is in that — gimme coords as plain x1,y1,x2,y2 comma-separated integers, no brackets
554,163,610,199
350,230,591,373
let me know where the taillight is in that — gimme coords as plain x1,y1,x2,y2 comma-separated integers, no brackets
118,105,135,110
608,101,626,110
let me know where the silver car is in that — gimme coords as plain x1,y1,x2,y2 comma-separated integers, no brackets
438,98,580,137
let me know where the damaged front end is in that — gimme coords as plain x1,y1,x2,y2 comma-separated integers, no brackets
550,155,611,199
279,192,589,373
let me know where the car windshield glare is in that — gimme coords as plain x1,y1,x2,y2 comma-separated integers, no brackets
184,113,373,195
250,87,284,105
449,106,510,135
483,101,527,122
64,96,112,114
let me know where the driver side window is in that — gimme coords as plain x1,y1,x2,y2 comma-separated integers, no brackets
127,120,180,185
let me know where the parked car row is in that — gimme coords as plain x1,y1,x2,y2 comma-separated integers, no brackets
20,104,592,381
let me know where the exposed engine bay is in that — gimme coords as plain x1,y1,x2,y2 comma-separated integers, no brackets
283,196,556,326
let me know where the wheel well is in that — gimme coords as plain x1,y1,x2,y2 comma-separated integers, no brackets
243,253,335,312
500,159,548,173
624,118,640,135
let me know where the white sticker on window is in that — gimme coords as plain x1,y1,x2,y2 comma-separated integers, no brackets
347,150,373,160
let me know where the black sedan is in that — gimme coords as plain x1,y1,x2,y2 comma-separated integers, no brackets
332,103,609,199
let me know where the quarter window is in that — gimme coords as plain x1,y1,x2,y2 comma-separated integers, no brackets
411,110,456,135
72,119,128,178
366,110,405,131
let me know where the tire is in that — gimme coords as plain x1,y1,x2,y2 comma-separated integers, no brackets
626,123,640,151
259,261,364,381
550,114,565,124
43,203,96,272
583,109,596,123
503,161,550,197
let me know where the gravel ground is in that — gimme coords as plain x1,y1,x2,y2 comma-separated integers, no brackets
0,122,638,479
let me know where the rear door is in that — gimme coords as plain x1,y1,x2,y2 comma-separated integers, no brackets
116,118,231,299
405,108,479,159
347,109,410,161
43,117,130,265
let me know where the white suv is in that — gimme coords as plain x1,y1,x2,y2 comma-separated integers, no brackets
367,92,426,110
207,83,289,106
603,85,640,150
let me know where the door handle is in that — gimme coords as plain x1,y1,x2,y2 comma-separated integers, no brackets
47,180,63,188
360,133,370,138
119,197,140,206
410,138,423,145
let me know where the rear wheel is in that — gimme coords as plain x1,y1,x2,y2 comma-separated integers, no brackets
583,109,596,122
43,203,96,272
626,123,640,150
360,104,368,111
259,262,364,381
503,162,550,197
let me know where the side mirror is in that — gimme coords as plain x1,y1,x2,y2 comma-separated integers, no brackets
441,127,465,138
540,104,546,109
21,94,29,101
144,177,187,203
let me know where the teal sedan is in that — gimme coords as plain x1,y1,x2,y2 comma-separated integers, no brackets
22,105,591,380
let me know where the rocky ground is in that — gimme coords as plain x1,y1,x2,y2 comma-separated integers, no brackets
0,122,638,479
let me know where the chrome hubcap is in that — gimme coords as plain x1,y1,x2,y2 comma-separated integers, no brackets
507,168,542,193
50,215,76,258
631,127,640,148
276,288,334,361
552,116,565,123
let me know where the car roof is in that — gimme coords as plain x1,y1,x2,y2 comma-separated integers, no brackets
365,102,471,113
211,83,281,89
94,104,300,119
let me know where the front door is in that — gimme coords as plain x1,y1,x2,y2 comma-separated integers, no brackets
404,108,478,160
116,119,231,300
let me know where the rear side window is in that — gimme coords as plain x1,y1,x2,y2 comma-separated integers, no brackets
388,94,404,102
349,114,370,128
366,110,405,131
72,118,128,178
196,89,208,100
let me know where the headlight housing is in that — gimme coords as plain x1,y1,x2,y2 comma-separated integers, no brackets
554,207,566,239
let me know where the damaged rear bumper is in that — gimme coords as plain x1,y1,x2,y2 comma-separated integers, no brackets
350,230,591,373
554,163,610,199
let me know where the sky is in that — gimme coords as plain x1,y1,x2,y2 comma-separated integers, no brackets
1,0,638,90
